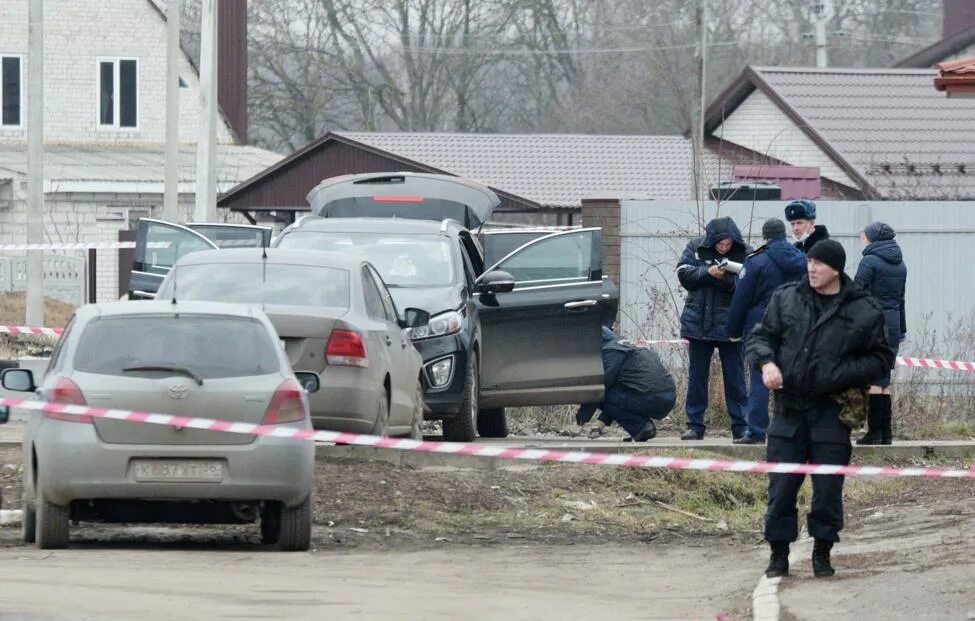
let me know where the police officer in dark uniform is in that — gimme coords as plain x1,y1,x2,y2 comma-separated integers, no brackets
784,199,830,254
747,240,893,578
727,219,806,444
577,326,677,441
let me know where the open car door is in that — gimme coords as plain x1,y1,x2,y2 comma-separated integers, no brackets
474,228,612,409
128,219,270,299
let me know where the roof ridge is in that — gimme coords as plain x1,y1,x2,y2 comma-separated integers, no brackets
335,131,688,140
752,65,937,76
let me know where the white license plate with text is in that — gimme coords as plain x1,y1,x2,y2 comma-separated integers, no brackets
132,460,224,483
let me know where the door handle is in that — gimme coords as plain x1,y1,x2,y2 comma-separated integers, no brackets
564,299,598,310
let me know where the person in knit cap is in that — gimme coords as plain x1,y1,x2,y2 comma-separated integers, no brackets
854,222,907,445
726,218,807,444
747,239,893,579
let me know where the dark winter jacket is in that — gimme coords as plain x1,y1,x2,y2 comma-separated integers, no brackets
677,217,749,341
602,327,675,395
795,224,830,254
854,239,907,348
726,238,807,340
746,275,894,404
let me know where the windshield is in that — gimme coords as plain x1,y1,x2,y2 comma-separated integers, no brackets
277,232,455,287
157,263,350,309
74,315,280,379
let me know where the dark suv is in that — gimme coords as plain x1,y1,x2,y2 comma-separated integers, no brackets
127,172,618,442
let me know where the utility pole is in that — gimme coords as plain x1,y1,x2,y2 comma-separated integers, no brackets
691,0,709,215
195,0,218,223
25,0,43,326
813,2,829,68
164,0,182,222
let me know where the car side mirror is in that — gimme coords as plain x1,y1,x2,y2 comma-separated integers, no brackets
294,372,320,394
1,368,36,393
478,270,516,295
401,307,431,329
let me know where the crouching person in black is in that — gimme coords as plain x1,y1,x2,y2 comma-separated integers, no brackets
746,240,893,579
577,326,677,442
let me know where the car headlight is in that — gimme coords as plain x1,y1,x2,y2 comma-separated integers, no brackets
410,310,463,340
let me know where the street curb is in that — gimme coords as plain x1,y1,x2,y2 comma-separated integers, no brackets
752,575,781,621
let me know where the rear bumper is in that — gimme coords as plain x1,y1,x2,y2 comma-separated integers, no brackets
33,420,314,508
304,366,379,433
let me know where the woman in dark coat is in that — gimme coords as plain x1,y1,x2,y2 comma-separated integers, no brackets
854,222,907,445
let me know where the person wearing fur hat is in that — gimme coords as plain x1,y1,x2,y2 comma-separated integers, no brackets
854,222,907,445
726,218,807,444
748,239,893,579
784,199,830,254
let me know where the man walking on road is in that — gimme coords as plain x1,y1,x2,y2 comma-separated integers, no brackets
784,199,829,254
676,217,749,441
747,240,893,578
726,218,806,444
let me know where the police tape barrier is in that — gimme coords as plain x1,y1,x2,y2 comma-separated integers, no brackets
1,396,973,479
632,339,975,372
0,326,64,337
0,239,263,252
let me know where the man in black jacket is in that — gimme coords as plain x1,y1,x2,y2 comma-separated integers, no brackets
577,326,677,441
784,199,830,254
676,217,750,440
747,240,893,579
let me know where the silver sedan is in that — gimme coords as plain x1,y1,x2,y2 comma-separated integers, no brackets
3,301,317,550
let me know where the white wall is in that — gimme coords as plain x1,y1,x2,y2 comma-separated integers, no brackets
713,90,858,188
0,0,235,145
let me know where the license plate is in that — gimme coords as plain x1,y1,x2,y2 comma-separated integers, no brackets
132,460,224,483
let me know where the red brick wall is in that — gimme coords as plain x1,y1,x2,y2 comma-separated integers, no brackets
581,198,621,283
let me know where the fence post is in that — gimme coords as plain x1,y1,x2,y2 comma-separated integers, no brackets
87,248,97,304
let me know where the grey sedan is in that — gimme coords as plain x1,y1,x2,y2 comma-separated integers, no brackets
156,248,429,437
3,301,317,550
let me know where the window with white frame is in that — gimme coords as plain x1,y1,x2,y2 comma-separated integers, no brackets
98,58,138,129
1,55,22,127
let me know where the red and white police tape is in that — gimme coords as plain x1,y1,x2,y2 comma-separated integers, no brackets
1,396,973,479
632,339,975,372
0,326,64,337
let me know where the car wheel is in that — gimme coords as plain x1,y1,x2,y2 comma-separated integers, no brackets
408,382,424,441
22,498,36,544
477,408,509,438
260,503,281,545
277,497,312,552
36,483,69,550
442,355,477,443
371,389,390,437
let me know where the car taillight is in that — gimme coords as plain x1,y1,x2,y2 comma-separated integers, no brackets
262,379,308,425
325,329,368,367
45,377,92,424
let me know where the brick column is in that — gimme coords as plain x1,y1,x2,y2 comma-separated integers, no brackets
581,198,621,283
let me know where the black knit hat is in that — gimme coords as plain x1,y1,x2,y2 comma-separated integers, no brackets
762,218,787,240
807,239,846,273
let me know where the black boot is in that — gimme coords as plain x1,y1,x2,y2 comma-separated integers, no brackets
765,541,790,578
812,539,835,577
880,394,893,445
857,395,884,445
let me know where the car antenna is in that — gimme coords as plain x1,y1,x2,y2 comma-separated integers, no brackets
261,245,267,312
171,262,178,306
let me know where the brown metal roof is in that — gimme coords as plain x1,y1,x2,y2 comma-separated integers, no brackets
705,66,975,199
219,132,734,211
935,56,975,95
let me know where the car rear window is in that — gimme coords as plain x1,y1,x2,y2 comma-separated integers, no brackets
158,263,350,309
276,232,455,287
74,315,281,379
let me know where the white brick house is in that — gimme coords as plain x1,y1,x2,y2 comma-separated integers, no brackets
0,0,281,306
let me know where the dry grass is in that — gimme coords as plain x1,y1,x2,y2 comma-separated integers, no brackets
0,292,74,360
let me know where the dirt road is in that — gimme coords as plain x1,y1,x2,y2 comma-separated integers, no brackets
0,532,758,620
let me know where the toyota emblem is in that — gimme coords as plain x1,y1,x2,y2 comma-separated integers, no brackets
168,384,189,400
